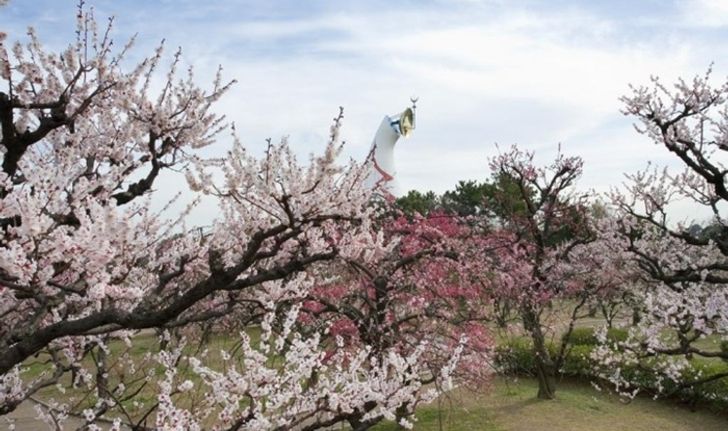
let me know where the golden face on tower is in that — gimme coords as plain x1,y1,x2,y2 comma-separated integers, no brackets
399,108,414,138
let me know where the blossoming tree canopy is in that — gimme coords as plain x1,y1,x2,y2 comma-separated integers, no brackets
592,69,728,398
481,145,607,400
0,5,488,430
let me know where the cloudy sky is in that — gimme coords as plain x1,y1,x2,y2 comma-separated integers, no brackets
2,0,728,221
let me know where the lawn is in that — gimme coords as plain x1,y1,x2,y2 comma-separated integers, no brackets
373,377,728,431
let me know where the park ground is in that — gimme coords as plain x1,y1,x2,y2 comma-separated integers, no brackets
6,364,728,430
372,377,728,431
7,327,728,430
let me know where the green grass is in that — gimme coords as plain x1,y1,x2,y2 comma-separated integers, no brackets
372,377,728,431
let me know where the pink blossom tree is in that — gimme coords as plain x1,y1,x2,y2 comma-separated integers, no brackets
482,146,606,399
163,212,495,430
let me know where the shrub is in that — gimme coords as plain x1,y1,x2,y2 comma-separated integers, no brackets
562,327,628,347
677,359,728,407
563,327,599,346
493,337,536,375
494,337,594,378
560,344,593,377
605,328,629,344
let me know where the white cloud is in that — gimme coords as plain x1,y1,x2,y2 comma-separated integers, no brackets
4,1,726,222
153,4,722,217
679,0,728,27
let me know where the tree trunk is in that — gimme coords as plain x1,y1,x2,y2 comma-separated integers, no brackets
632,307,641,326
522,306,556,400
534,352,556,400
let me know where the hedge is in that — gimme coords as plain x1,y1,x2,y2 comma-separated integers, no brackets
561,327,628,346
494,337,592,378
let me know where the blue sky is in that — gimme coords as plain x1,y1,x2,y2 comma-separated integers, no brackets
3,0,728,221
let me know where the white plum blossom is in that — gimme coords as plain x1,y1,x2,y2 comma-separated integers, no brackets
593,69,728,399
0,5,472,429
154,308,463,431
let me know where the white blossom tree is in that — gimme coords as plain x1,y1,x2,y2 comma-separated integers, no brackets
593,69,728,401
0,5,474,430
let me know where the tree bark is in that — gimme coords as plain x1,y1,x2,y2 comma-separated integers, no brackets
522,306,556,400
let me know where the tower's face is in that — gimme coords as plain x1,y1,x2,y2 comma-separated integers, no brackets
397,108,415,138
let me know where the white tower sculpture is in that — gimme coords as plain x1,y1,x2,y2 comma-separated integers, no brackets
364,100,417,198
